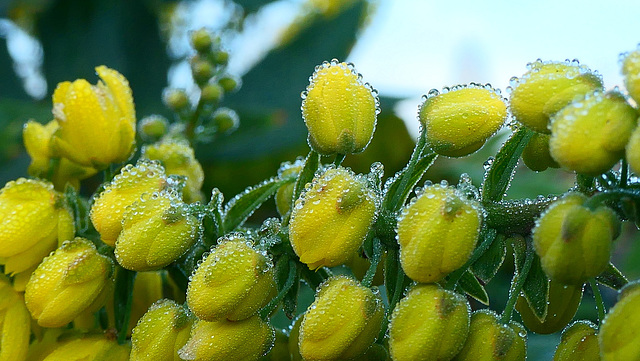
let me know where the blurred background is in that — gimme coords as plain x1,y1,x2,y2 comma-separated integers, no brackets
1,0,640,358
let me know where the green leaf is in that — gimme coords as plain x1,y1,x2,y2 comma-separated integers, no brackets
223,177,288,231
383,145,437,213
458,270,489,305
481,127,534,203
292,150,320,203
512,238,549,321
472,233,507,283
202,188,224,245
114,267,137,344
273,255,300,319
596,262,629,290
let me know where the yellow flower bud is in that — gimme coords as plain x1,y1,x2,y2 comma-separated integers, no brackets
186,236,276,321
131,299,194,361
127,271,166,334
302,59,378,155
178,315,275,361
24,237,114,328
299,275,385,361
389,284,470,361
621,48,640,105
453,309,527,361
509,60,603,133
599,281,640,360
115,191,200,271
549,90,637,176
51,65,136,169
553,321,601,361
522,132,560,172
23,120,98,189
532,193,617,285
625,123,640,176
90,160,167,246
516,281,583,334
397,183,482,283
142,139,204,203
289,167,377,270
40,335,130,361
0,178,74,279
419,85,507,157
0,275,30,361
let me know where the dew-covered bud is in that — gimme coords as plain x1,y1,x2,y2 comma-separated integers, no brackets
621,48,640,104
599,280,640,360
163,88,190,112
522,132,560,172
553,321,601,361
532,193,618,285
190,28,213,53
178,315,275,361
138,115,169,142
549,90,637,176
212,107,240,134
509,60,603,134
389,284,470,361
90,159,167,246
302,59,378,155
130,299,194,361
299,276,385,361
0,179,74,280
625,123,640,176
419,85,507,157
51,66,136,169
516,281,583,334
397,183,482,283
0,275,30,361
38,334,130,361
125,271,169,334
289,167,377,270
24,237,114,328
200,83,223,104
186,236,276,321
115,191,199,271
453,309,527,361
142,139,204,203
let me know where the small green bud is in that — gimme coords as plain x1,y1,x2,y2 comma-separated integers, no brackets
200,83,223,104
218,74,240,93
190,28,213,53
191,56,215,86
621,48,640,104
599,280,640,360
25,237,114,328
212,50,229,65
212,107,240,134
186,235,276,321
509,60,603,133
553,321,601,361
389,284,471,361
302,59,378,155
289,167,377,270
532,193,618,285
453,309,527,361
163,88,190,112
178,316,275,361
130,299,194,361
419,85,507,157
138,115,169,141
516,281,583,334
299,275,385,361
397,183,482,283
549,90,637,176
522,132,560,171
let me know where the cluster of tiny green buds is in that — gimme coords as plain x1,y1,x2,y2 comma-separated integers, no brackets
289,167,377,269
509,60,603,133
388,284,471,361
598,281,640,360
516,281,583,334
419,84,507,157
553,321,601,361
298,276,385,361
186,235,276,321
130,299,194,361
532,193,620,285
454,309,527,361
24,237,114,328
301,59,379,155
396,182,482,283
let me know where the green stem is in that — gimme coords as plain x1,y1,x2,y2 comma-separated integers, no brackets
484,197,556,235
334,153,346,167
620,159,629,188
115,268,137,344
259,261,297,320
103,163,118,183
585,188,640,210
185,95,205,141
445,228,497,290
500,243,534,324
361,238,383,288
386,130,428,212
590,278,606,326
